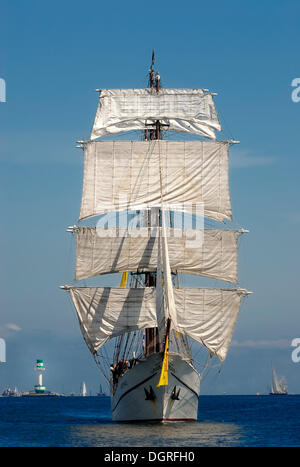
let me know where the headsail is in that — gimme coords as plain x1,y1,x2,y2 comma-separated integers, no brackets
160,209,177,329
79,140,232,222
91,88,221,140
155,227,165,342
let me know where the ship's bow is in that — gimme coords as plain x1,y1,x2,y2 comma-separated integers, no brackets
111,353,200,422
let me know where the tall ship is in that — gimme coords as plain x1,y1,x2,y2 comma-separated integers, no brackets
269,367,288,395
61,52,251,422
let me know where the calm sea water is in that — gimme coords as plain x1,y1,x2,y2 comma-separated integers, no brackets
0,395,299,447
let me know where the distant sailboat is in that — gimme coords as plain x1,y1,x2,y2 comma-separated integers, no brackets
80,381,87,397
97,384,106,397
269,367,288,395
2,387,18,397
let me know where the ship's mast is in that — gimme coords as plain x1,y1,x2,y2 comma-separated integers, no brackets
115,57,163,360
144,50,161,355
143,51,183,357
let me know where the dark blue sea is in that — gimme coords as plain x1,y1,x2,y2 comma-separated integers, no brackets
0,395,299,447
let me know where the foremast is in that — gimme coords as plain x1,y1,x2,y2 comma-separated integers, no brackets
142,51,183,364
144,51,163,357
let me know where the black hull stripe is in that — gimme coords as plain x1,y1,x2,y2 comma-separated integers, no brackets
112,372,158,413
170,372,199,398
116,418,197,423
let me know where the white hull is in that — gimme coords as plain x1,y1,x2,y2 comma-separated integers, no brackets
111,353,200,422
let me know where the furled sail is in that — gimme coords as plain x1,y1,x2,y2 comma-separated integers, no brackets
161,209,177,329
74,226,239,283
155,230,165,342
91,89,221,140
65,286,249,361
79,140,231,222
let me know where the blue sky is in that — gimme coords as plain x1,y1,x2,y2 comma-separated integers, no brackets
0,0,300,395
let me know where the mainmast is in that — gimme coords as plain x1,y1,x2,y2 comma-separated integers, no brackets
144,49,161,355
143,51,184,360
145,50,161,141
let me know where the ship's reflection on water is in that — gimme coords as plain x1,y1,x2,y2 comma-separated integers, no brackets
64,421,244,447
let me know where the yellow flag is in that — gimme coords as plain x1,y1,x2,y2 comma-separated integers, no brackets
120,272,127,288
157,334,169,387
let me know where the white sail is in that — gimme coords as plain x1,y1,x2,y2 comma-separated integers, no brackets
272,367,280,393
271,367,287,394
91,89,221,140
174,288,248,362
74,227,239,282
69,287,158,354
66,286,249,361
80,381,87,396
79,140,231,222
